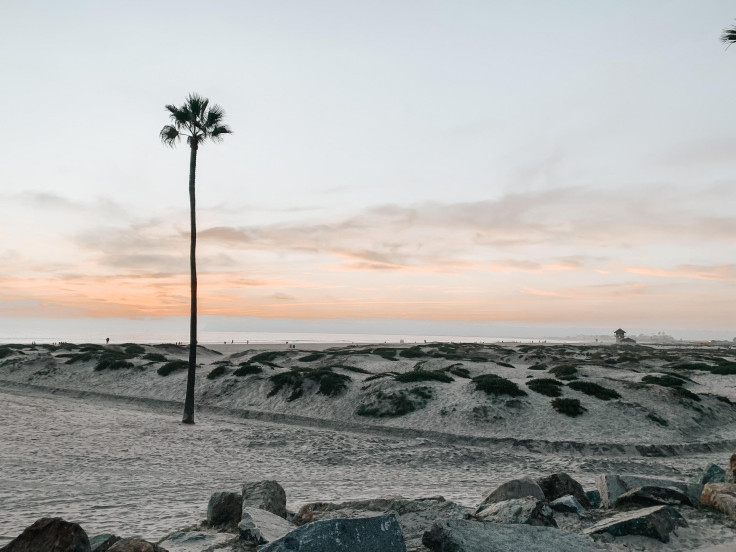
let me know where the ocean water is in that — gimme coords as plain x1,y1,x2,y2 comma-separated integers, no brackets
0,330,559,346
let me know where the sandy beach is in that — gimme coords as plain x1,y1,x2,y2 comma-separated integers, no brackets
2,341,736,550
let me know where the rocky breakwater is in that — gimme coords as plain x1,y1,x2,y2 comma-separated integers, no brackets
5,451,736,552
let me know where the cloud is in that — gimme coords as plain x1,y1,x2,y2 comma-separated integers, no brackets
627,264,736,282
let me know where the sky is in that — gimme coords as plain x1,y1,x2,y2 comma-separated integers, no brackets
2,1,736,340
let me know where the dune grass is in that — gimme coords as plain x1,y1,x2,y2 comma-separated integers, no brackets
233,363,263,376
157,360,189,376
551,398,586,417
207,365,227,380
526,378,564,397
567,381,621,401
472,374,527,397
549,364,578,380
394,370,454,383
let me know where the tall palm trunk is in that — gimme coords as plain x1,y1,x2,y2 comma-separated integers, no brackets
183,141,198,424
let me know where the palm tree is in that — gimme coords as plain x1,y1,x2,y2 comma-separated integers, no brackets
160,93,232,424
722,22,736,45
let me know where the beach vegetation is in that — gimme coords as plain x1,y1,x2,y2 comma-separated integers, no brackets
526,378,564,397
372,348,398,361
95,355,134,371
157,360,189,376
268,368,351,400
233,363,263,376
399,346,425,358
647,412,668,426
528,363,547,370
0,347,12,360
298,352,325,362
364,371,398,382
495,361,515,368
472,374,527,397
446,364,471,378
549,364,578,380
394,370,454,383
207,365,227,380
551,398,586,417
328,364,370,374
567,381,621,401
160,93,232,424
356,387,431,417
122,343,146,355
142,353,168,362
251,351,290,364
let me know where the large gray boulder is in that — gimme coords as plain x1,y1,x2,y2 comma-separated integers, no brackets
106,538,169,552
701,483,736,519
206,491,242,530
243,481,287,519
423,520,603,552
477,477,545,510
89,534,120,552
595,474,701,508
727,451,736,484
613,485,693,508
1,518,90,552
690,463,726,485
258,514,406,552
293,496,467,551
475,497,556,527
239,507,294,546
535,473,591,508
583,505,687,543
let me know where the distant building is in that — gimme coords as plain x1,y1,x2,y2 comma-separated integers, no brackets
614,328,636,344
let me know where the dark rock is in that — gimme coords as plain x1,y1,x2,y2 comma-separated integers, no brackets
614,485,693,508
475,497,556,527
89,534,121,552
690,463,726,485
550,495,586,516
477,477,545,510
595,474,696,508
242,480,286,519
701,483,736,519
1,517,90,552
536,473,591,508
586,490,602,509
206,491,242,530
583,505,687,543
106,538,168,552
727,451,736,484
158,531,233,551
238,507,293,545
258,514,406,552
423,520,603,552
293,496,467,551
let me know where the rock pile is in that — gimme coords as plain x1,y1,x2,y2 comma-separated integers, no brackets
4,450,736,552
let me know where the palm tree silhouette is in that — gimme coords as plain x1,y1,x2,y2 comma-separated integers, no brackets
160,93,232,424
722,22,736,46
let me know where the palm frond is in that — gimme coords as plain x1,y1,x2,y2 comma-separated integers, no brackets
209,124,233,142
204,105,226,129
165,104,191,127
160,125,180,146
722,25,736,45
185,93,208,120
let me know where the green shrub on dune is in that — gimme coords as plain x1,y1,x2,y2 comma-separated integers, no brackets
394,370,454,383
298,352,325,362
267,368,351,400
472,374,527,397
142,353,168,362
233,363,263,376
157,360,189,376
527,378,564,397
551,398,586,417
549,364,578,380
567,381,621,401
122,343,146,355
207,365,227,379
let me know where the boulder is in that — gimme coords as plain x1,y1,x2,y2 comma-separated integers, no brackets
595,474,699,508
550,495,586,516
422,520,604,552
239,507,293,545
475,497,556,527
158,531,233,552
583,505,687,543
477,477,545,509
701,483,736,519
613,485,693,508
258,514,406,552
206,491,242,530
242,481,286,519
535,473,591,508
89,535,121,552
293,496,467,551
1,517,90,552
690,463,726,485
727,451,736,484
106,539,168,552
586,490,602,509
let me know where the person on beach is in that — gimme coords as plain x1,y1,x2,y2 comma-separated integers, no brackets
106,338,109,344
